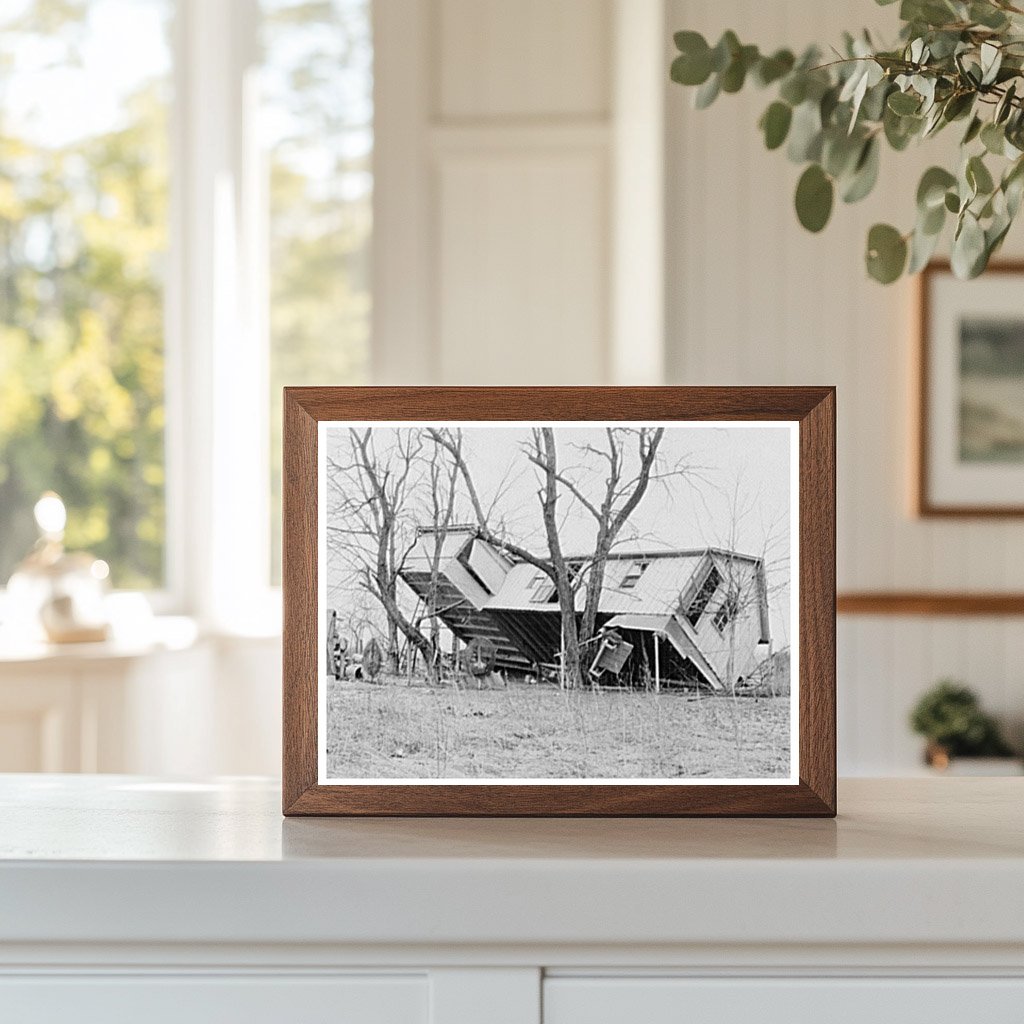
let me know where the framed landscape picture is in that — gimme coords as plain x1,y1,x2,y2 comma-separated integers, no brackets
282,387,835,816
918,262,1024,516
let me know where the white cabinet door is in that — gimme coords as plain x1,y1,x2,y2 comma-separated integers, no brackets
0,974,428,1024
544,977,1024,1024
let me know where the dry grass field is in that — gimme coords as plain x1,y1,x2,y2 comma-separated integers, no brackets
324,677,791,780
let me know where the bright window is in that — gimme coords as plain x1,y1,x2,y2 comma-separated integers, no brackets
262,0,372,582
0,0,172,589
0,0,374,613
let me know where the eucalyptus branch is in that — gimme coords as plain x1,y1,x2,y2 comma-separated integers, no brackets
671,0,1024,282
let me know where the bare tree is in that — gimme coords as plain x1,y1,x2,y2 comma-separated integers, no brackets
703,468,791,696
326,428,437,679
426,427,580,678
429,426,677,688
528,427,586,689
532,427,666,649
417,435,462,677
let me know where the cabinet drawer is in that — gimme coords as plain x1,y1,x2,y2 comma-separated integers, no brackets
0,973,427,1024
544,977,1024,1024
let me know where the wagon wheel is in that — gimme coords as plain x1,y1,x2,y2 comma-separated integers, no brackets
463,637,497,678
362,638,383,682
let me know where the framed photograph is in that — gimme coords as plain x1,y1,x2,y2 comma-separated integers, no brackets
918,261,1024,516
283,387,835,816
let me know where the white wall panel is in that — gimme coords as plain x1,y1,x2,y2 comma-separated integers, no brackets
375,0,621,386
665,0,1024,774
438,0,610,120
437,151,608,384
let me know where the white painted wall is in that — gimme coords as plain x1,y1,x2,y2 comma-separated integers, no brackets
373,0,665,386
664,0,1024,772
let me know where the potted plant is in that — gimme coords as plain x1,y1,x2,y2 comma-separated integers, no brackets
909,680,1019,772
670,0,1024,283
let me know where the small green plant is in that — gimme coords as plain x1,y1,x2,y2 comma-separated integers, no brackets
909,679,1014,757
670,0,1024,283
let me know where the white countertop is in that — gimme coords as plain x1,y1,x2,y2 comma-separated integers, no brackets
2,775,1022,951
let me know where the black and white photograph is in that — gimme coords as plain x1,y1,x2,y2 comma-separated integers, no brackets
317,421,798,784
919,263,1024,515
959,317,1024,464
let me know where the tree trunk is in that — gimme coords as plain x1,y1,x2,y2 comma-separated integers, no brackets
536,429,585,689
579,522,612,648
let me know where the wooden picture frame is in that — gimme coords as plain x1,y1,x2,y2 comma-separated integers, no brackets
917,260,1024,517
283,387,835,817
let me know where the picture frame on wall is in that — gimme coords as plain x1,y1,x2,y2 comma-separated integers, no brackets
918,261,1024,517
282,387,836,817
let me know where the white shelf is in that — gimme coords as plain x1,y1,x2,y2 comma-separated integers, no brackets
2,776,1023,951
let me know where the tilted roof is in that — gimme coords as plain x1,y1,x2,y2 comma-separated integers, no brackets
485,552,710,614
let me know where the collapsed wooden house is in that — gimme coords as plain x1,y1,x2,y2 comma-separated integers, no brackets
399,526,772,691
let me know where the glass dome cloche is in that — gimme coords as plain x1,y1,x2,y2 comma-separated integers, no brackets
5,492,111,644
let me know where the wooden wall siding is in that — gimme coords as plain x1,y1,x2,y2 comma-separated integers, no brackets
665,0,1024,774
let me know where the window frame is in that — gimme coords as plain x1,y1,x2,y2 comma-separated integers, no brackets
164,0,276,630
620,559,650,590
712,589,739,634
685,565,722,628
0,0,185,615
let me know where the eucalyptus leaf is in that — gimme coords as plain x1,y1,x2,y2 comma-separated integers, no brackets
942,91,974,122
921,200,946,235
917,166,957,210
721,44,759,92
903,0,958,29
996,82,1017,124
888,90,921,115
970,2,1009,29
921,102,942,138
884,106,922,150
779,73,807,106
672,31,712,85
908,222,942,273
962,115,983,145
980,42,1003,86
820,85,841,126
1004,158,1024,215
760,101,793,150
866,223,908,283
981,121,1006,155
914,75,937,111
694,73,721,109
967,154,995,195
1006,173,1024,218
951,212,986,278
787,101,823,162
860,79,892,122
671,52,711,87
795,164,834,232
842,137,881,203
754,49,795,87
710,31,740,73
822,128,864,178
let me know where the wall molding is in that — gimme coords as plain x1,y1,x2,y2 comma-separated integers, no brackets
838,593,1024,616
